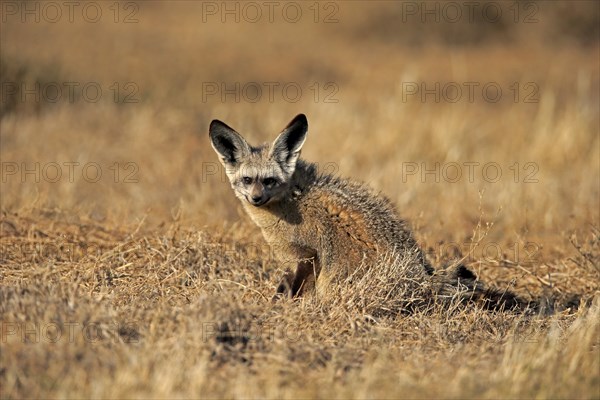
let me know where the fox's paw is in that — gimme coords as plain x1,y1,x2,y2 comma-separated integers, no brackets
273,270,295,301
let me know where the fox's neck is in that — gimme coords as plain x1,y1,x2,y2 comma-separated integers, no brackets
292,159,318,187
242,159,318,229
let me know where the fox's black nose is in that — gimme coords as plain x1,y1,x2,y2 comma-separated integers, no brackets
248,194,267,206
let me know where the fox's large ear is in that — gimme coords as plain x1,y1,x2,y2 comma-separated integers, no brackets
209,120,251,166
269,114,308,174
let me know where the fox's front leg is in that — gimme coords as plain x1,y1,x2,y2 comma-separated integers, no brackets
274,259,317,300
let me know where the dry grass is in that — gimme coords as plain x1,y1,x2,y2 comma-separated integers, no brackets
1,2,599,398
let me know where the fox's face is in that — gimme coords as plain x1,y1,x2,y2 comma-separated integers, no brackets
209,114,308,207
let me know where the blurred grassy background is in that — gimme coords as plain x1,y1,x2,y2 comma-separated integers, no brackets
1,0,598,259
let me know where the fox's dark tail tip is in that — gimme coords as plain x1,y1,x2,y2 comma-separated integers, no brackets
435,264,586,315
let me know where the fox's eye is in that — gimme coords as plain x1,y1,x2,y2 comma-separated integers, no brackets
262,177,277,186
242,177,253,185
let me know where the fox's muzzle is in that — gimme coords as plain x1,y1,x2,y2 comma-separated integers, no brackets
248,183,268,206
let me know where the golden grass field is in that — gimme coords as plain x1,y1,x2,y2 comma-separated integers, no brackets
1,1,599,398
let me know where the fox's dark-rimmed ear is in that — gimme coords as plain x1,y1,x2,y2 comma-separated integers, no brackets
269,114,308,174
209,119,251,166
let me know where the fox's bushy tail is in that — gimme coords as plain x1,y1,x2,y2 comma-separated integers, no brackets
431,264,551,314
